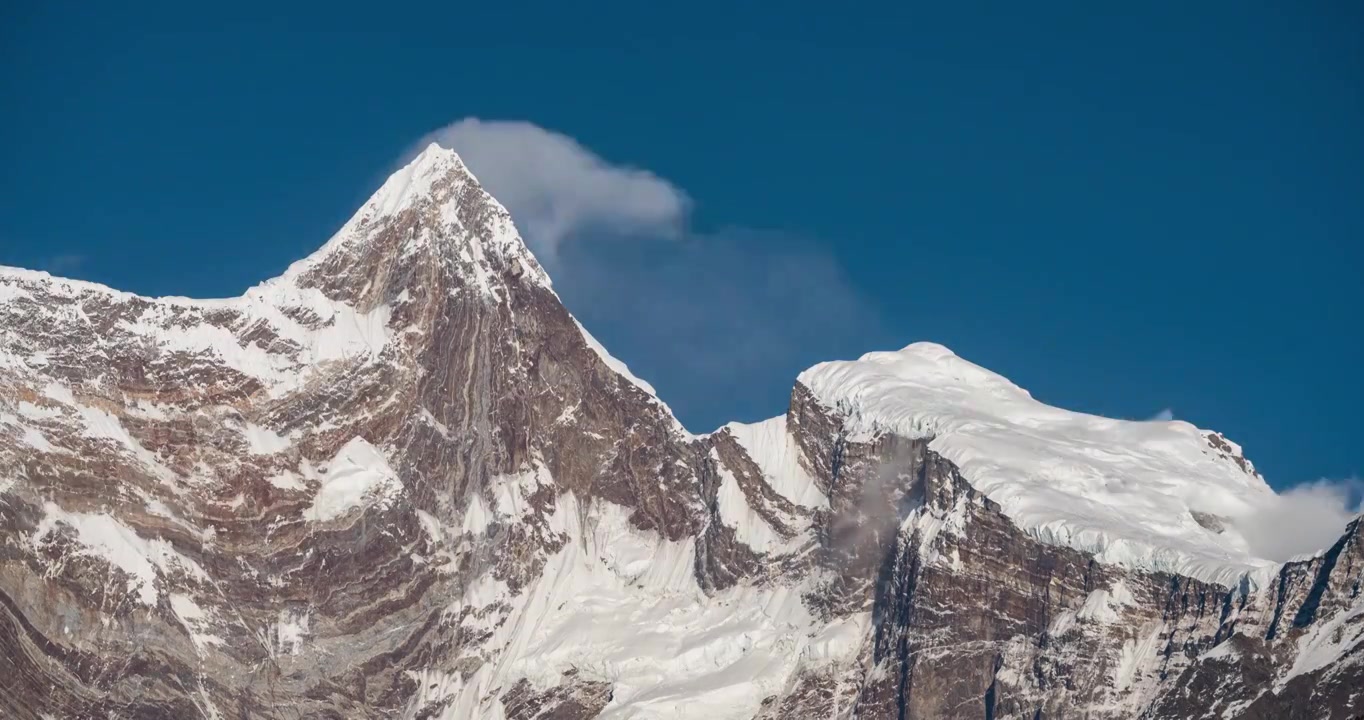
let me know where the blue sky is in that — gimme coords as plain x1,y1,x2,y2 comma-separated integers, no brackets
1,2,1360,491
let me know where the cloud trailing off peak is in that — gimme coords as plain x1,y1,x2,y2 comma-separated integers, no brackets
1235,478,1363,562
421,119,688,260
414,118,887,433
406,120,1360,562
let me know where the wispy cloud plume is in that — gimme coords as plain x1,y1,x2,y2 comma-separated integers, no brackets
418,119,1356,554
421,119,688,261
419,118,884,431
1235,478,1363,562
554,227,884,428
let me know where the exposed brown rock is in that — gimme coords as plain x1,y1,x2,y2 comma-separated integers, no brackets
1,146,1359,719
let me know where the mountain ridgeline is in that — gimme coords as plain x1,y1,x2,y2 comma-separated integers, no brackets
1,145,1360,719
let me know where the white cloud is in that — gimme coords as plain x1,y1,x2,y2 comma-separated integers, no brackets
419,119,688,260
407,118,882,432
1235,478,1362,562
1148,408,1175,422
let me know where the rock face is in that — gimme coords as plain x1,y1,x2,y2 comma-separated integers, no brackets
1,144,1360,719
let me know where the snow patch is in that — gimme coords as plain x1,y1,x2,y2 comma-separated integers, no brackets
42,383,174,481
242,422,292,455
714,456,792,555
1076,582,1135,625
460,492,494,536
267,470,307,491
723,416,828,510
419,407,452,438
1199,641,1240,662
802,612,871,666
169,593,223,652
303,438,403,522
17,400,62,420
20,425,56,452
1283,594,1364,684
274,609,311,656
489,464,554,520
1113,622,1165,693
30,503,207,605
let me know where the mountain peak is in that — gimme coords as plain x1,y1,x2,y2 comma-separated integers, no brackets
369,141,467,217
800,341,1279,585
415,139,454,159
6,145,1361,718
276,140,550,304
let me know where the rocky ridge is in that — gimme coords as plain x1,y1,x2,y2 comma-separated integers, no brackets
1,144,1360,719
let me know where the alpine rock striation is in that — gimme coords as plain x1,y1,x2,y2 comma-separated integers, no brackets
1,144,1360,719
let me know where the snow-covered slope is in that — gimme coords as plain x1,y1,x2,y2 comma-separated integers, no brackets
799,342,1279,586
3,142,1360,720
723,416,828,511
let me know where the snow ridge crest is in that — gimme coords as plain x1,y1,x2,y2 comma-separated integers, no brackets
798,341,1282,586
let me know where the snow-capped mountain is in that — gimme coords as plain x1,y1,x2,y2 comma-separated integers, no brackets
1,144,1359,719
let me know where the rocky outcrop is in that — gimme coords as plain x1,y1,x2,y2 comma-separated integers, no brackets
750,400,1363,719
1,144,1359,719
